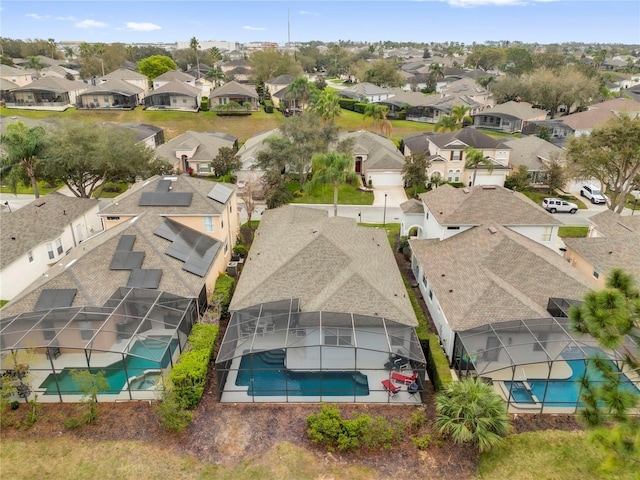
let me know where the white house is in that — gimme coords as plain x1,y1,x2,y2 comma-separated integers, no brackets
0,193,103,301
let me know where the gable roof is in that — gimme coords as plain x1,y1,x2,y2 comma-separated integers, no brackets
559,98,640,131
0,65,31,77
147,80,200,96
10,76,88,93
337,130,405,170
1,192,100,269
428,127,504,150
79,78,143,96
503,136,565,170
101,68,148,81
410,223,591,331
209,80,258,99
237,128,280,168
588,209,640,237
477,101,547,120
418,184,560,226
99,174,235,217
401,132,434,154
154,70,196,82
229,206,417,326
563,235,640,283
341,82,393,98
0,78,19,90
266,74,295,85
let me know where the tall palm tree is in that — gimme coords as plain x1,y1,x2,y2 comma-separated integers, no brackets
206,67,225,88
63,46,75,62
464,146,494,186
450,104,472,128
310,89,342,124
0,122,49,198
436,377,510,452
47,38,57,59
288,77,311,111
306,152,357,217
434,115,457,132
363,103,388,133
94,43,106,76
190,37,201,79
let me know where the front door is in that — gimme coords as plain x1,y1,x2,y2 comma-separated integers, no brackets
355,157,362,173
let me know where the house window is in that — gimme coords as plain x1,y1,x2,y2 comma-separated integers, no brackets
103,96,109,102
55,238,63,255
204,217,215,232
229,204,232,213
93,97,98,103
27,94,33,100
172,98,177,104
593,267,600,279
422,274,428,287
197,164,211,173
28,250,34,263
224,241,228,254
106,216,120,221
447,226,460,230
425,211,429,220
452,150,461,161
540,227,552,242
79,321,94,340
428,289,433,300
454,170,460,182
47,243,55,260
324,328,352,346
447,170,454,181
183,99,187,104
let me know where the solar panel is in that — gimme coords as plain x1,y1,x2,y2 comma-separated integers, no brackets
127,269,163,289
207,184,234,204
34,289,77,311
109,251,145,270
156,179,172,192
138,192,193,207
116,235,136,252
153,219,181,241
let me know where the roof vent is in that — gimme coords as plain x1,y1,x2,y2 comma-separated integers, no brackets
35,200,46,207
488,226,498,234
482,185,496,190
462,188,470,194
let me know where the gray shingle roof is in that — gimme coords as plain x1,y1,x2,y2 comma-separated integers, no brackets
588,209,640,237
418,184,560,226
154,70,196,82
0,65,31,77
410,223,591,331
337,130,405,171
428,127,504,150
559,98,640,131
342,82,392,97
503,136,565,171
147,80,200,96
1,192,100,269
266,74,295,85
400,198,424,214
229,205,418,326
563,235,640,283
401,133,434,154
10,76,88,93
476,101,547,121
209,81,258,99
79,78,143,96
101,68,148,81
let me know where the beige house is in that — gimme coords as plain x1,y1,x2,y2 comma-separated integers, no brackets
5,76,88,111
0,65,33,87
152,70,196,90
77,79,144,110
144,80,201,111
209,81,259,111
472,101,548,134
0,193,103,301
100,68,150,93
155,131,238,174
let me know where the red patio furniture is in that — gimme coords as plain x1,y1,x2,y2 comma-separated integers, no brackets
381,379,401,396
391,371,418,385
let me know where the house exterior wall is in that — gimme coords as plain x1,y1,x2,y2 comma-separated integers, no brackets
0,72,32,87
563,247,604,289
103,215,135,230
465,169,508,187
78,92,140,108
509,225,558,251
168,93,200,109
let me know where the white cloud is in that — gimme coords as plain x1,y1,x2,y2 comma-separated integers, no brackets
56,16,78,22
75,19,108,29
243,25,267,31
299,10,320,16
124,22,162,31
25,13,50,20
442,0,531,6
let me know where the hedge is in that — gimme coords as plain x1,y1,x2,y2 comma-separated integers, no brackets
264,100,274,113
200,97,209,111
169,323,219,409
338,98,357,110
353,102,368,114
213,274,235,317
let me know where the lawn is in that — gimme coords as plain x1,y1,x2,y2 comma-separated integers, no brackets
288,182,374,205
0,180,62,195
558,226,589,238
478,430,637,480
520,189,588,209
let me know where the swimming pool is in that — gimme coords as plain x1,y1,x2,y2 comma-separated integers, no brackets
39,337,178,395
504,354,639,407
234,350,370,397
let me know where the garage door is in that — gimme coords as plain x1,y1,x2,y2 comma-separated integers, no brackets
367,172,404,187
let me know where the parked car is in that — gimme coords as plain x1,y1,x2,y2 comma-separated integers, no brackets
542,198,578,214
580,184,606,204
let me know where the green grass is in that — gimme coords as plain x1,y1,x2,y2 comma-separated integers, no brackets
0,439,376,480
478,430,637,480
288,182,374,205
0,300,8,308
521,189,588,209
0,180,62,195
558,226,589,238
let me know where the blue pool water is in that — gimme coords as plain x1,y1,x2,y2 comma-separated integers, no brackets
505,355,639,407
235,350,370,397
40,337,178,395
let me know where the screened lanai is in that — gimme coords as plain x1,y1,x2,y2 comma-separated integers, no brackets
216,300,427,404
0,287,197,402
452,315,640,413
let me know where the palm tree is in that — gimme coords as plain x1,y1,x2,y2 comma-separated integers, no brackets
434,115,457,132
363,103,389,133
47,38,57,59
63,46,75,62
288,77,311,111
464,146,494,186
209,46,222,64
0,122,49,198
450,104,472,128
436,377,510,452
310,89,342,124
206,67,225,88
190,37,200,79
26,56,45,79
306,152,357,217
94,43,106,76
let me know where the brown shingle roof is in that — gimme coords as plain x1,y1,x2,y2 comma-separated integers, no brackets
229,205,417,326
428,127,504,150
209,81,258,99
410,223,591,331
563,235,640,283
418,184,560,226
560,98,640,131
147,80,200,96
589,209,640,237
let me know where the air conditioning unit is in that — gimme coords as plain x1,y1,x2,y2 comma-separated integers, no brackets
226,261,239,277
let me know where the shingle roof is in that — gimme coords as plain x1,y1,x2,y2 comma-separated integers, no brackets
410,223,591,331
0,78,18,90
588,209,640,237
477,101,547,120
229,206,418,326
99,174,235,217
10,76,88,93
503,136,565,170
147,80,200,96
154,70,196,82
266,74,295,85
101,68,148,81
563,235,640,283
342,82,393,97
418,184,560,226
0,213,212,316
337,130,405,171
0,65,31,77
400,199,424,214
401,133,434,154
428,127,504,150
79,78,143,96
1,192,100,269
559,98,640,131
209,81,258,99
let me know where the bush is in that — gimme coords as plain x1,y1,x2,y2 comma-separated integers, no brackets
411,433,431,450
213,274,235,317
156,379,194,432
10,401,19,410
264,100,274,113
338,98,357,111
353,102,368,114
446,182,465,188
200,97,209,111
407,410,427,434
169,324,219,410
233,244,248,258
396,111,406,120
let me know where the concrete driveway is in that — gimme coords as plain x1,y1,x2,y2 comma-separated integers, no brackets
373,186,408,207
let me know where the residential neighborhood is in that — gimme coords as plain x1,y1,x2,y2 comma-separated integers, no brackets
1,9,640,479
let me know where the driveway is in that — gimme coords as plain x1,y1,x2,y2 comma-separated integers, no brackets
373,186,408,207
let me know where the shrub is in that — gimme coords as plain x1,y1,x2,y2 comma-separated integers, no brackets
408,410,427,434
156,378,193,432
353,102,367,114
360,416,404,450
264,100,274,113
200,97,209,111
10,401,19,410
212,275,235,317
338,98,357,111
233,244,248,258
411,433,431,450
396,111,406,120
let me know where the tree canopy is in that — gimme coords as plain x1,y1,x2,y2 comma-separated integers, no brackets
0,121,49,198
137,55,178,81
307,152,356,217
249,49,302,84
402,152,430,197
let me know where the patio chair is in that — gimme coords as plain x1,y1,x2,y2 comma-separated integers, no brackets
391,370,418,385
381,379,401,397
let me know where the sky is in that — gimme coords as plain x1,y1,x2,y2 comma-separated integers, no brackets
1,0,639,46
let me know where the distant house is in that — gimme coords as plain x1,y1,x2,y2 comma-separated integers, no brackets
143,80,201,111
100,68,149,93
265,74,295,98
38,65,80,81
340,82,396,103
0,192,104,300
563,210,640,289
502,136,565,184
0,78,19,102
337,130,406,187
378,90,484,124
5,76,88,111
235,128,279,182
0,65,33,87
77,79,144,110
556,98,640,137
152,70,196,90
471,101,548,133
117,123,165,149
520,119,574,147
209,81,259,111
155,130,238,174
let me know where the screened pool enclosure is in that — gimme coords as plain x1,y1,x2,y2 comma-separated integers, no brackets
216,300,427,404
452,312,640,413
0,287,197,402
